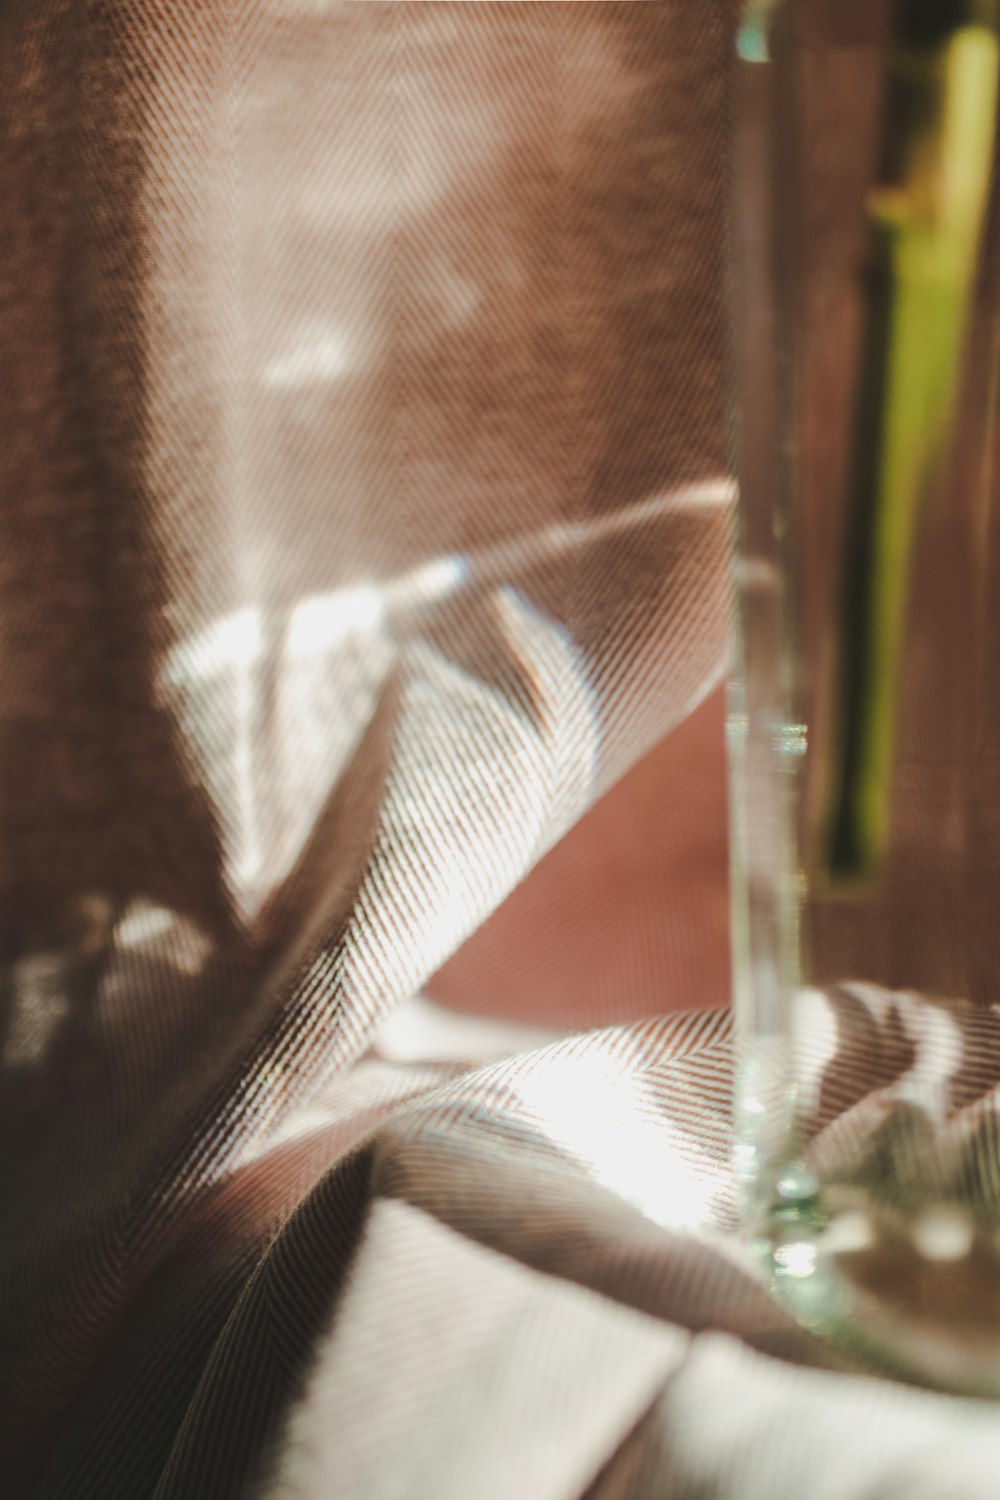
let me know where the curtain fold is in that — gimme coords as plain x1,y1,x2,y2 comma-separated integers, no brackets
10,7,987,1500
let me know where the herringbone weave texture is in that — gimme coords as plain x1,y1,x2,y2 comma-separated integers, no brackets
6,5,1000,1497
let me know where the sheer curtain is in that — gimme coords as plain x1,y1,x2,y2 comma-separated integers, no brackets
6,6,996,1498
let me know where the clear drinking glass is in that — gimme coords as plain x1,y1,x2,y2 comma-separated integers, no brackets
732,0,1000,1390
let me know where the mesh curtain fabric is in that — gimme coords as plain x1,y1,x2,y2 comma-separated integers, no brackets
9,6,999,1499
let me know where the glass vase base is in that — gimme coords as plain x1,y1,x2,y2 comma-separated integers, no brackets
758,1193,1000,1398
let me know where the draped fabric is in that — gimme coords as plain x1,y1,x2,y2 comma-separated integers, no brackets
5,5,1000,1497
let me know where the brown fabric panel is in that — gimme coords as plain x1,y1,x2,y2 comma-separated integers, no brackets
0,4,741,1494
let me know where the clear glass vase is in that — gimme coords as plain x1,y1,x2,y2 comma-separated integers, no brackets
732,0,1000,1391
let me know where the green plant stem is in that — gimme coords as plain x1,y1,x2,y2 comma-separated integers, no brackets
823,7,998,881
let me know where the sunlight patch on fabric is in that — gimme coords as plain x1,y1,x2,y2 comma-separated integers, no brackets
511,1047,725,1234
